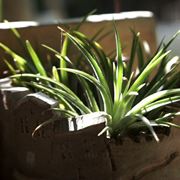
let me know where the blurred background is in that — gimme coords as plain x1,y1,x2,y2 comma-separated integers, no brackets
1,0,180,55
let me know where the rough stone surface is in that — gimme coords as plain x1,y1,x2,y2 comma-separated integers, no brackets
110,118,180,180
12,92,112,180
0,83,30,180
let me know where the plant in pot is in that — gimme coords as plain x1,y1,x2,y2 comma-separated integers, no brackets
0,22,114,179
12,26,180,136
1,23,180,179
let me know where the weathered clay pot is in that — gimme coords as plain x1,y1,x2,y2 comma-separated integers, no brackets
108,121,180,180
1,81,180,180
10,91,112,180
0,79,30,179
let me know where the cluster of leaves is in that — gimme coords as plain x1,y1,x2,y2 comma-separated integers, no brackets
1,22,180,141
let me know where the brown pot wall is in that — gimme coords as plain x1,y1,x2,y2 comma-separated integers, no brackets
10,90,112,180
0,80,30,179
109,123,180,180
1,83,180,180
11,100,180,180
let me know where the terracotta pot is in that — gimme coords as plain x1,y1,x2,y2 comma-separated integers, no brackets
1,82,180,180
108,118,180,180
12,92,112,180
0,79,30,179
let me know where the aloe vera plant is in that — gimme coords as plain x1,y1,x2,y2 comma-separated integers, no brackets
2,23,180,141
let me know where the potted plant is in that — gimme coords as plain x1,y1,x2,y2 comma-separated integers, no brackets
0,18,180,179
11,26,179,137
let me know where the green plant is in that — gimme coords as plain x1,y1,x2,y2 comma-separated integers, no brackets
3,24,180,141
1,15,110,87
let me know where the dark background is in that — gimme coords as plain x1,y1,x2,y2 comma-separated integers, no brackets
1,0,180,56
2,0,180,21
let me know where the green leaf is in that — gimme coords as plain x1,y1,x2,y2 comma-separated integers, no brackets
72,31,113,86
74,9,97,30
42,44,60,54
79,78,100,112
12,73,92,114
141,96,180,114
0,42,29,72
52,107,78,117
59,35,69,84
136,114,159,142
32,114,68,137
59,68,112,114
39,84,91,114
4,20,21,39
164,122,180,129
126,31,140,78
164,30,180,50
52,66,60,82
113,22,123,102
25,40,47,76
24,81,76,113
111,115,137,136
128,50,171,94
4,59,16,74
56,54,100,112
137,38,144,70
60,29,113,113
155,112,180,123
126,89,180,116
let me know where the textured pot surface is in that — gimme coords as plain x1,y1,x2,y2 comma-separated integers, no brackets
0,80,30,179
109,119,180,180
1,84,180,180
12,92,112,180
